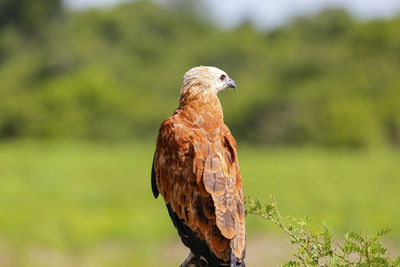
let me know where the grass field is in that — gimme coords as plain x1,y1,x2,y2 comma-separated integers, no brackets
0,141,399,266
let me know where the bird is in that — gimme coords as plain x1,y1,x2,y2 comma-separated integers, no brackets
151,66,245,266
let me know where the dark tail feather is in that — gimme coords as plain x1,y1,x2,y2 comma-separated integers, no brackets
151,153,159,198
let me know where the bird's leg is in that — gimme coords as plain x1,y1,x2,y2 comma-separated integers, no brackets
230,251,245,267
230,251,237,267
180,252,210,267
180,251,196,267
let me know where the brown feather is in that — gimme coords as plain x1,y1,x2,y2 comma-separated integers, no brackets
154,67,245,263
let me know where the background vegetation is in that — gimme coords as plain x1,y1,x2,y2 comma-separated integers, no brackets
0,0,399,266
1,0,400,147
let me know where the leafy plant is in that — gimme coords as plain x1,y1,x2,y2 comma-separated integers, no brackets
246,196,400,266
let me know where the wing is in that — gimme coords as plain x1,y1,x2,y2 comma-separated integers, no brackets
154,114,245,263
154,116,228,264
193,125,246,260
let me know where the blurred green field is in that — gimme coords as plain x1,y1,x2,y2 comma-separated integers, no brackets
0,141,399,266
1,1,400,266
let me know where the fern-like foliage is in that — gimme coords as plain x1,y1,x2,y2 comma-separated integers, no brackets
245,196,400,267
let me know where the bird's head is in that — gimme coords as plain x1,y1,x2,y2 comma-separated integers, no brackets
180,66,236,98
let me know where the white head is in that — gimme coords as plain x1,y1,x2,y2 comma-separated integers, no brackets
180,66,236,97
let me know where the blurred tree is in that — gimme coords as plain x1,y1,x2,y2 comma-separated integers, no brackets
0,0,63,34
0,1,398,148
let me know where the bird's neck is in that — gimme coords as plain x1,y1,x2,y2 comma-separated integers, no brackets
178,91,224,131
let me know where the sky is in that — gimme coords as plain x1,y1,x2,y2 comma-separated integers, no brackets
64,0,400,29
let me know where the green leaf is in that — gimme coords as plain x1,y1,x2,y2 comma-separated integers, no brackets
377,228,391,237
347,231,365,243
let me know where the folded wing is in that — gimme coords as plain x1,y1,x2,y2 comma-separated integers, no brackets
153,116,245,263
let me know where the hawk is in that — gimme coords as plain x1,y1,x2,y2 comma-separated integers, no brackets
152,66,246,266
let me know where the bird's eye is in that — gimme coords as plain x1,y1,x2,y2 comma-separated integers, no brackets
220,74,226,81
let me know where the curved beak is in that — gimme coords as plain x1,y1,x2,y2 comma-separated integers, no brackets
226,78,236,92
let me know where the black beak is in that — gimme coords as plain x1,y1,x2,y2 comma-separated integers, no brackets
226,78,236,92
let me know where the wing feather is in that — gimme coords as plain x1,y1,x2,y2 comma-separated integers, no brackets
154,114,245,263
192,125,245,259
